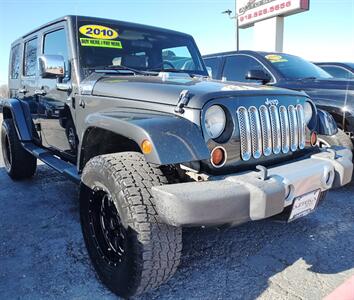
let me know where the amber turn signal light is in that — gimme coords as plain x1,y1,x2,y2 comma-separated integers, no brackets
141,139,153,154
310,131,318,146
211,146,226,168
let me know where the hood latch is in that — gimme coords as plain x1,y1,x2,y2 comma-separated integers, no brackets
175,89,190,114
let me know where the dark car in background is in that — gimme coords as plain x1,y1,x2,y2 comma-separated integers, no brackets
203,51,354,148
316,62,354,80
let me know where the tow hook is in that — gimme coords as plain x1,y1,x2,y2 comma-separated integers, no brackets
256,165,269,181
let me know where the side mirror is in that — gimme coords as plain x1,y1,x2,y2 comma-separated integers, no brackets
206,66,213,78
39,55,65,79
245,69,271,84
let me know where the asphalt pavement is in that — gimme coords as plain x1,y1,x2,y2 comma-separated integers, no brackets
1,113,354,300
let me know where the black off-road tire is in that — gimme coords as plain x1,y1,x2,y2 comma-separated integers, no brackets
79,152,182,298
1,119,37,180
318,129,353,151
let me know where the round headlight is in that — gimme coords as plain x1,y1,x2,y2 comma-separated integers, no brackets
304,101,314,124
204,105,226,139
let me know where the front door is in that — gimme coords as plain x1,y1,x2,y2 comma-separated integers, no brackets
37,24,74,154
221,54,273,84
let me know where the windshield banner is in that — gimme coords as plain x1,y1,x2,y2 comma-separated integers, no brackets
79,24,122,48
80,38,122,49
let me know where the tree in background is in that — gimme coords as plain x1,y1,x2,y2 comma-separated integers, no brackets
0,84,8,99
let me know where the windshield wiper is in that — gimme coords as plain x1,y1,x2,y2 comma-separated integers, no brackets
88,65,157,76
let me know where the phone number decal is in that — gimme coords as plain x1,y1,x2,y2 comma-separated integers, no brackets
239,1,292,22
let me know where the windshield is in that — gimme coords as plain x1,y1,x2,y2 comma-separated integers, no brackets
77,20,207,77
264,53,333,80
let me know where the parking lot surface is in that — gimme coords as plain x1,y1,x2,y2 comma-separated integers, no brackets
1,114,354,300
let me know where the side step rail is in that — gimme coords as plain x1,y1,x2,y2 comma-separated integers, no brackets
22,142,81,184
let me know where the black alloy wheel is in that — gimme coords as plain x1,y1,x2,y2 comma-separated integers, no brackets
88,190,127,265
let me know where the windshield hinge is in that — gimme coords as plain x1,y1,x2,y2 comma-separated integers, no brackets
175,89,190,114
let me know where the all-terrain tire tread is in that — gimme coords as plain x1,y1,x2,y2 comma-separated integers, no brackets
1,119,36,179
82,152,182,296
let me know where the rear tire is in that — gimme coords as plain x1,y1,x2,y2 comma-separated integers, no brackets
1,119,37,180
79,152,182,298
318,129,353,151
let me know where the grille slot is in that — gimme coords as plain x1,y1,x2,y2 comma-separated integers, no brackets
237,107,252,161
269,105,282,154
259,105,272,156
288,105,299,151
248,106,262,159
237,104,306,160
279,105,290,153
296,104,306,149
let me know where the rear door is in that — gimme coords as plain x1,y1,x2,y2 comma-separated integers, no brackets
19,35,40,133
8,43,22,98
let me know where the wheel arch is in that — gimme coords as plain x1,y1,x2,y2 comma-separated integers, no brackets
77,111,210,171
1,98,33,141
79,126,142,171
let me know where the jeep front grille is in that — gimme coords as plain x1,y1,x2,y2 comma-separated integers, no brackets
237,104,306,161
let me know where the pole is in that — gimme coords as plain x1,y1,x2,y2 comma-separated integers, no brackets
235,0,239,51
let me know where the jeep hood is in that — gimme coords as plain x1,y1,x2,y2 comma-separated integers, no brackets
91,74,306,109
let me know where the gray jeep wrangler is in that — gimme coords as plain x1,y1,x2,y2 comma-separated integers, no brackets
2,15,353,297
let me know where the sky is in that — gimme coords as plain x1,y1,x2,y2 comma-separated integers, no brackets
0,0,353,85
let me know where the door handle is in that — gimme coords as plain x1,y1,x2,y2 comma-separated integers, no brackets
18,88,28,94
34,89,47,96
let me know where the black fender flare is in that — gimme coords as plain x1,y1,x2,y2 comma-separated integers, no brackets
78,111,210,167
1,98,33,141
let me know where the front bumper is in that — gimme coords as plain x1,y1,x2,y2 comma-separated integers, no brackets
152,147,353,227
